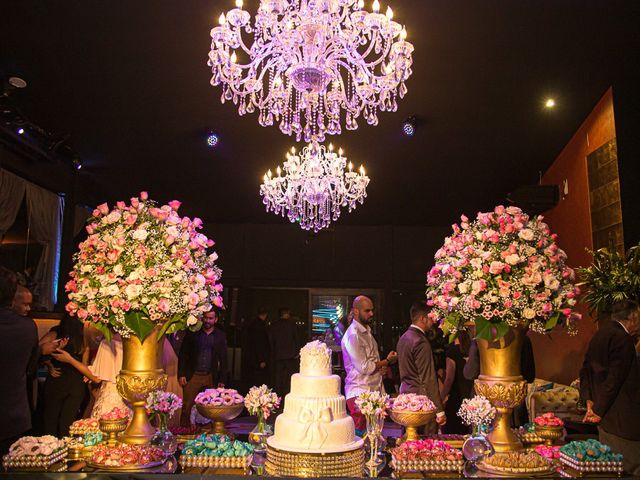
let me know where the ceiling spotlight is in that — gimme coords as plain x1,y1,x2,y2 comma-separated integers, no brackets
72,158,83,170
17,127,25,135
206,131,219,148
544,98,556,109
403,116,416,136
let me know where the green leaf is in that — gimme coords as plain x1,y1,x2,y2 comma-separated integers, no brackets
545,311,560,330
156,315,184,340
124,311,155,341
474,316,509,340
92,321,112,343
474,316,493,340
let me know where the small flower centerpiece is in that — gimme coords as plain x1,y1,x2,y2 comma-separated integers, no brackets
245,385,281,449
389,394,436,443
356,391,389,469
458,395,496,431
146,390,182,453
195,388,244,435
534,413,564,446
457,395,496,463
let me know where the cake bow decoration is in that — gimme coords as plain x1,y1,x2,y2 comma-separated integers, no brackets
299,406,333,449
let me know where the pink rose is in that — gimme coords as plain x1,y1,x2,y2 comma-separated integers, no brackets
130,197,140,208
489,261,505,275
97,203,109,215
140,191,148,200
116,201,126,210
77,309,88,320
168,200,181,211
158,298,171,313
125,214,137,225
92,209,101,217
213,296,224,308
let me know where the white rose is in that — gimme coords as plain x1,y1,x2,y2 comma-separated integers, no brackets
187,315,198,326
132,229,149,241
81,265,92,273
106,211,121,224
106,284,119,296
505,254,521,265
113,264,124,276
125,284,143,300
458,282,470,294
523,308,536,319
518,229,534,241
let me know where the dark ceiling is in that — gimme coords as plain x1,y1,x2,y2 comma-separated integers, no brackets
2,0,639,226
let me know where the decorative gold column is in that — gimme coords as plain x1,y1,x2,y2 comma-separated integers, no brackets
116,327,167,445
474,327,526,453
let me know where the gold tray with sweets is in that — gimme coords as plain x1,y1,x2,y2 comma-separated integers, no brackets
479,451,555,477
391,458,464,474
558,453,624,477
85,458,166,471
179,453,252,470
2,446,68,470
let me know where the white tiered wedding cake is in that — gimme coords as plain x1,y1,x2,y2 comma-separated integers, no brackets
267,341,363,454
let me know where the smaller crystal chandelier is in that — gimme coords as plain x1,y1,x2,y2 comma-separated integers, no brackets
260,142,369,232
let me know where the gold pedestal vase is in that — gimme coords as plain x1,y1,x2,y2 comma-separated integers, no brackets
116,326,168,445
389,410,436,444
473,326,527,454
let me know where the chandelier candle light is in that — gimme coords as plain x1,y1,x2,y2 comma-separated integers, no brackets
260,142,369,232
209,0,414,143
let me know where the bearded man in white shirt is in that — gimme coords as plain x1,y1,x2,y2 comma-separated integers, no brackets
341,295,397,435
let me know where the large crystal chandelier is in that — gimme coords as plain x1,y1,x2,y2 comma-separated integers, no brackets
259,142,369,231
209,0,414,143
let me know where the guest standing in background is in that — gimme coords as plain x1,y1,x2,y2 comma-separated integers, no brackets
580,300,640,476
397,301,446,432
341,296,397,434
178,310,228,426
0,267,39,456
440,330,473,434
40,316,88,436
242,308,271,389
270,307,300,398
12,285,33,317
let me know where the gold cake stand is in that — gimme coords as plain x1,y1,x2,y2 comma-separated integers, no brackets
266,444,364,478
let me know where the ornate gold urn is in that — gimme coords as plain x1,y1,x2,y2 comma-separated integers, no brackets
474,327,526,453
116,327,167,445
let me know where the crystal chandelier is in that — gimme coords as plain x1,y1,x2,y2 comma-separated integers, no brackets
209,0,414,143
259,142,369,232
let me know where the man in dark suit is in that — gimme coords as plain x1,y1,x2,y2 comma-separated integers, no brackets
178,309,228,426
0,267,39,456
397,301,446,429
580,300,640,476
241,308,271,390
269,307,300,398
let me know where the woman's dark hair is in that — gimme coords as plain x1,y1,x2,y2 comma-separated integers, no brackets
56,315,85,355
457,329,472,357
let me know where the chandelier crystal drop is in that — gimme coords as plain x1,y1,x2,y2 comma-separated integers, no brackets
259,142,370,232
208,0,414,143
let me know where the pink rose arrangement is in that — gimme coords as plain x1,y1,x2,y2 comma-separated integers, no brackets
535,445,561,460
391,394,436,412
426,205,581,340
392,439,463,461
457,395,496,427
534,412,564,427
195,388,244,407
244,385,281,420
101,407,129,421
146,390,182,418
65,191,223,340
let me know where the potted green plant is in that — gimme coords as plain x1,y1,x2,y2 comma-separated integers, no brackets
577,242,640,319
